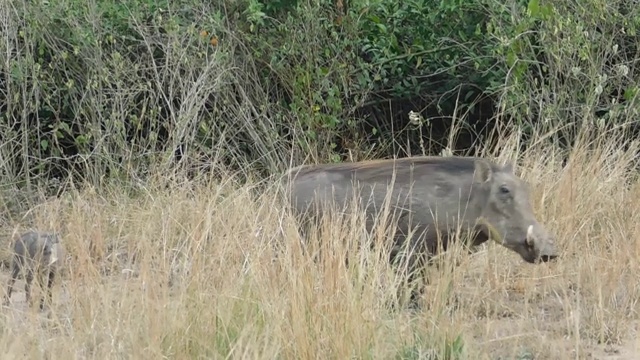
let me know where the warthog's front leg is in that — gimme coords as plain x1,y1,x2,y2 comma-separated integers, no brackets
24,268,34,307
41,269,56,310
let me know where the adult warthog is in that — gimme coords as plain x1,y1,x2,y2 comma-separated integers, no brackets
281,156,558,302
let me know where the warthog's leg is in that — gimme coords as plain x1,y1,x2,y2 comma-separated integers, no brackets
388,227,431,308
3,257,22,306
41,268,56,310
24,268,34,307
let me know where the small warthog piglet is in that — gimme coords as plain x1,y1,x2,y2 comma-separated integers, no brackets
4,231,65,310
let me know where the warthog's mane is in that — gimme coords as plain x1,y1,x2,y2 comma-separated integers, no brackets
286,156,505,184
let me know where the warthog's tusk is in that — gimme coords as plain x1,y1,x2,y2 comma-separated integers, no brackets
48,246,58,266
526,225,534,246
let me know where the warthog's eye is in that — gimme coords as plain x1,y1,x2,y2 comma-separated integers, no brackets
499,185,510,195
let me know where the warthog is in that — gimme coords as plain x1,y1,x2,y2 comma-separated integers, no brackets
4,231,65,310
281,156,558,301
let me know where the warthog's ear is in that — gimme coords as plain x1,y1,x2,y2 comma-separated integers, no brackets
502,162,515,174
473,159,493,183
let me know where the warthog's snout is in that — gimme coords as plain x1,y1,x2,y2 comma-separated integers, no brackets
525,224,558,264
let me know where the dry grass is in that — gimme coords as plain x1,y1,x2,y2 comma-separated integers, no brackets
0,129,639,360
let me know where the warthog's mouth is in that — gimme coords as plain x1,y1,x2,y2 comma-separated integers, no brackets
519,249,558,264
536,254,558,263
526,225,559,264
478,219,559,264
517,247,558,264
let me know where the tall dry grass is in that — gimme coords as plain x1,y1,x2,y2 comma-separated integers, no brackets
0,124,639,359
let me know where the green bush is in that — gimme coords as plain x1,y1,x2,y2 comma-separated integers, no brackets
485,0,640,141
2,0,639,191
239,0,508,160
2,0,289,188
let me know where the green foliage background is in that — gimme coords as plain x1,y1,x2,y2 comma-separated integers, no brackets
1,0,639,192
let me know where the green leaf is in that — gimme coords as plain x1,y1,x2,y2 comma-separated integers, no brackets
75,134,88,145
528,0,540,17
623,87,638,101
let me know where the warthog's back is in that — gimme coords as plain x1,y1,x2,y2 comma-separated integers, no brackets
282,156,501,226
285,156,488,182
